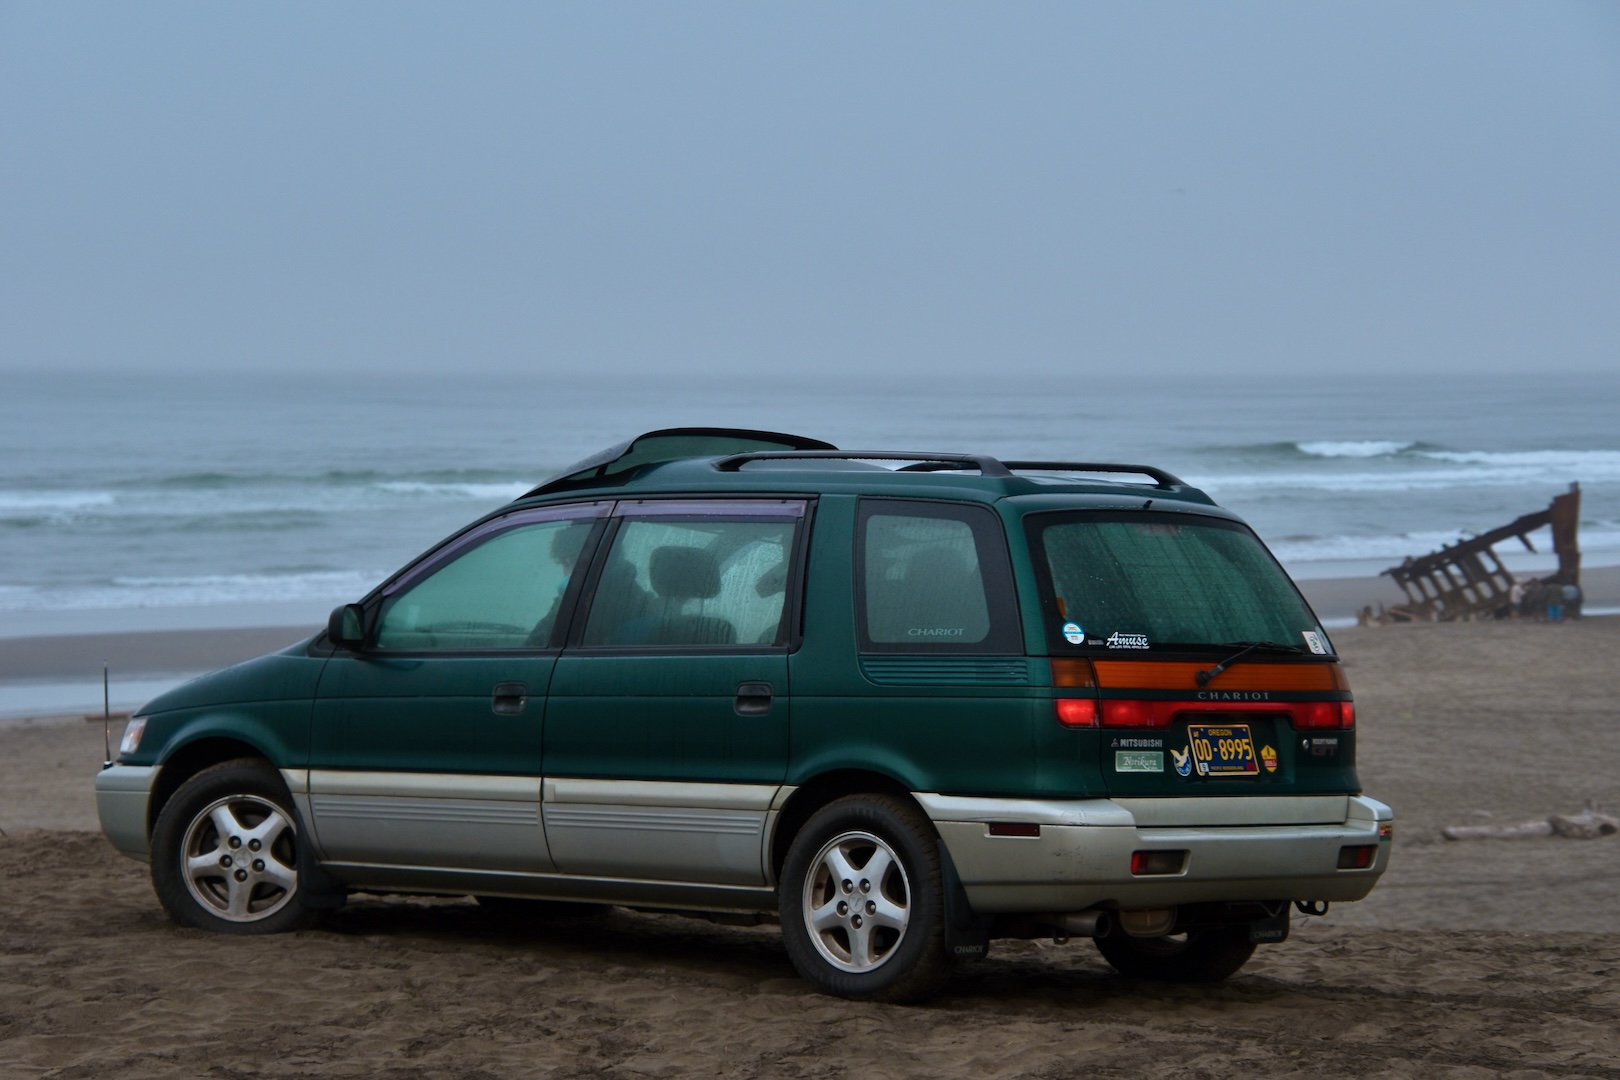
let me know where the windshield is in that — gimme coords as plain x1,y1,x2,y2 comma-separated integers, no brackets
1027,511,1331,655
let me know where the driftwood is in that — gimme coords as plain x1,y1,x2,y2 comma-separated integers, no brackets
1443,802,1619,841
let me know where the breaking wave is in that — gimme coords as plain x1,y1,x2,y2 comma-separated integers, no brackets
0,570,384,612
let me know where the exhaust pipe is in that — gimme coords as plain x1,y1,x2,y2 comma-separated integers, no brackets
1047,909,1112,939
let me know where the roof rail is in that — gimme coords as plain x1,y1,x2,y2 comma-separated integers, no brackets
714,450,1014,477
1001,461,1184,489
716,451,1183,488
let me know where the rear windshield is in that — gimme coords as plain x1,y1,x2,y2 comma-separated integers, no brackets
1027,511,1331,655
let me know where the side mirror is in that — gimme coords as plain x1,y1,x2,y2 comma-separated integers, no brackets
328,604,367,649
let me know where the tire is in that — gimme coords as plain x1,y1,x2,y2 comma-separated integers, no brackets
150,758,318,934
778,794,949,1003
1094,926,1256,982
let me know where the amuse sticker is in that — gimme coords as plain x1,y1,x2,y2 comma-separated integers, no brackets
1106,632,1150,650
1061,621,1085,645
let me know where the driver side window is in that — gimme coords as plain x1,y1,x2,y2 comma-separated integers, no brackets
374,517,596,651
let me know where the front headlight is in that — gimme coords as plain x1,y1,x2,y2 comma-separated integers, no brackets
118,716,147,756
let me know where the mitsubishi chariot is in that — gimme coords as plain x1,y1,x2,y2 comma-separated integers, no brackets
97,428,1391,1002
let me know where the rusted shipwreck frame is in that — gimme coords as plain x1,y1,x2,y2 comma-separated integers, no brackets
1377,484,1581,623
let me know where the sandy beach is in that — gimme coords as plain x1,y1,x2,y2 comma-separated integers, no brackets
3,613,1619,1077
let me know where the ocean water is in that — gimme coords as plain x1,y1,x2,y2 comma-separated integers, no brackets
3,369,1617,639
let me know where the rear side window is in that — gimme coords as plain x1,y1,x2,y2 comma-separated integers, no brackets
1028,511,1327,653
855,499,1021,654
580,501,805,648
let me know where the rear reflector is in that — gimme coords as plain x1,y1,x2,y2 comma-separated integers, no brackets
989,822,1041,838
1054,698,1098,727
1131,850,1187,876
1338,844,1376,870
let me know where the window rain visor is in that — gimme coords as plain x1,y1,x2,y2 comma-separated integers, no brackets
1028,511,1330,654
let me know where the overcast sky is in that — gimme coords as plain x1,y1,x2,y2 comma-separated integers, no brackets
2,2,1617,380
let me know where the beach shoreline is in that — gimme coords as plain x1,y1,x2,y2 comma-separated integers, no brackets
4,565,1619,718
3,615,1619,1077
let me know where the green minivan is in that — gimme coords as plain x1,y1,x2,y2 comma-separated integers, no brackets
97,429,1391,1002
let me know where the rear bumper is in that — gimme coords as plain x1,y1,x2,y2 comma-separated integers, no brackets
917,793,1392,912
95,765,158,862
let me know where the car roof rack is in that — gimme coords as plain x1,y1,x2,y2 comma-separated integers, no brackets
1000,461,1184,489
716,451,1183,489
715,450,1015,477
525,428,836,497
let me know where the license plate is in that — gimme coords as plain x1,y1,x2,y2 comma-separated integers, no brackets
1185,724,1259,778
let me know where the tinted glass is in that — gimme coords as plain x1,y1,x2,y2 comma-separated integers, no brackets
1031,512,1327,652
864,515,989,643
856,500,1021,653
374,518,594,650
582,518,795,647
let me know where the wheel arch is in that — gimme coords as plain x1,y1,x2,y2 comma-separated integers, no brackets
147,737,276,837
770,769,928,880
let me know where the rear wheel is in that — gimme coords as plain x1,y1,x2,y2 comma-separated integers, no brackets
1094,926,1255,982
150,759,318,934
778,795,948,1002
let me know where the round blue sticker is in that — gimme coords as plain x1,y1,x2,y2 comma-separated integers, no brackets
1061,621,1085,645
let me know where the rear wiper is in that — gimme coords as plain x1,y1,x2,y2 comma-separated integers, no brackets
1196,641,1306,688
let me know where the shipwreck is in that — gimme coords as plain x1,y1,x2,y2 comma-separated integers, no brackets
1373,483,1581,623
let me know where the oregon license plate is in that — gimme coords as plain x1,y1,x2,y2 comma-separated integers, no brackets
1186,723,1259,777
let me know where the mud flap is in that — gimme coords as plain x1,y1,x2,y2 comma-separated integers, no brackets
939,841,993,961
292,805,348,910
1248,904,1290,944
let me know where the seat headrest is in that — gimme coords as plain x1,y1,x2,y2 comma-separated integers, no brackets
648,546,722,601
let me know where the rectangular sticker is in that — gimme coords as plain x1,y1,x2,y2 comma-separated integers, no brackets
1115,750,1164,773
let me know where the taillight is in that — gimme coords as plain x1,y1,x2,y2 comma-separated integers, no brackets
1054,698,1097,727
1100,699,1174,728
1295,701,1356,730
1059,694,1354,730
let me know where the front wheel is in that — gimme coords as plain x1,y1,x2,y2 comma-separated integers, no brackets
778,795,948,1002
1094,926,1255,982
150,759,318,934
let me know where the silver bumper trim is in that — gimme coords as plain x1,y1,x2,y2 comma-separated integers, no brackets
95,765,159,861
921,793,1393,913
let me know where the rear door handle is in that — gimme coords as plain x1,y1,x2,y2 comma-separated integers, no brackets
734,681,774,716
492,681,529,715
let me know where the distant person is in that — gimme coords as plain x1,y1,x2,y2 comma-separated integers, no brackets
525,523,592,646
1564,582,1582,619
1508,580,1525,621
1524,581,1547,621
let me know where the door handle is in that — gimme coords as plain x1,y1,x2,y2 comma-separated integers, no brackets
734,681,774,717
491,681,529,716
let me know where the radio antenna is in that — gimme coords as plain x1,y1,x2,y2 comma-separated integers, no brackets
102,661,112,770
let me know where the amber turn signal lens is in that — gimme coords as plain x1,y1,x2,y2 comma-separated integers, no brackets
1050,658,1097,688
